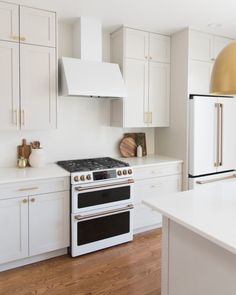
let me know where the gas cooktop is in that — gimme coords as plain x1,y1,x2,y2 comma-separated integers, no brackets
57,157,129,173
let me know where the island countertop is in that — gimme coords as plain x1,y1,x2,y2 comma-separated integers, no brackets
144,181,236,255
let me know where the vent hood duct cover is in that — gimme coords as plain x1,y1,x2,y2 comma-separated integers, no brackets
60,57,127,98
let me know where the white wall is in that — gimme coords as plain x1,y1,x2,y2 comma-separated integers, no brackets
0,22,155,167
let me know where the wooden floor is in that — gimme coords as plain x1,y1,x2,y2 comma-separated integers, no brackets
0,229,162,295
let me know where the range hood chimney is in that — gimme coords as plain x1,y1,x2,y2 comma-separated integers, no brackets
59,17,127,98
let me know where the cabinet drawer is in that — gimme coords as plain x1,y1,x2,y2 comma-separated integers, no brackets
0,177,70,200
134,163,182,180
134,203,162,231
133,175,182,204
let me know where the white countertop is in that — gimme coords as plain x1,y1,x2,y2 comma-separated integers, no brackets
0,164,70,185
144,182,236,255
119,154,183,168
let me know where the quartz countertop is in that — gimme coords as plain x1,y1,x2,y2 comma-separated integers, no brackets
118,154,183,168
144,182,236,255
0,164,69,185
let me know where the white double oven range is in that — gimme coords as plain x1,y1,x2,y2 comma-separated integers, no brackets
57,157,134,257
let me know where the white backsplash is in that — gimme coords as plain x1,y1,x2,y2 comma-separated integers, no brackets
0,22,155,167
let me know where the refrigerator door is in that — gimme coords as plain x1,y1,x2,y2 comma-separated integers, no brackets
217,97,236,172
189,96,218,176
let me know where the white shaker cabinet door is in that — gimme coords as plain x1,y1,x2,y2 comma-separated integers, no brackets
0,197,28,264
0,2,19,42
124,28,149,60
20,6,56,47
149,62,170,127
20,44,57,130
123,58,148,127
188,60,213,95
189,31,213,62
29,192,69,256
149,33,170,63
217,98,236,172
0,41,19,130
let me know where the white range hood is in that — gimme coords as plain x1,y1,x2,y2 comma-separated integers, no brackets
59,17,127,98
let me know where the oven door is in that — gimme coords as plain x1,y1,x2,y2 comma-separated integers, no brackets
71,204,134,257
72,179,134,213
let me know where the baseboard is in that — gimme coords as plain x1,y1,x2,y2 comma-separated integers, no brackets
134,223,162,235
0,248,68,272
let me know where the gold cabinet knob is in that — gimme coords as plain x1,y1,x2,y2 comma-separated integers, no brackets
149,56,152,60
30,198,36,203
20,36,26,42
22,198,28,204
11,35,19,41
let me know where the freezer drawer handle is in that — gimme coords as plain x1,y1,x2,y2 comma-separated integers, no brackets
196,174,236,185
74,204,134,221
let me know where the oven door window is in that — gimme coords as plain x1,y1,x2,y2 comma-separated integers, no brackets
77,186,130,208
77,211,130,246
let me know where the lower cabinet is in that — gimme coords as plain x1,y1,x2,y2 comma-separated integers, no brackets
133,164,182,233
0,190,69,265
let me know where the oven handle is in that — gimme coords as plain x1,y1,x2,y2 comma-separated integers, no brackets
75,179,134,192
74,204,134,221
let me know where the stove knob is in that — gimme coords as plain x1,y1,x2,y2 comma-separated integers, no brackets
86,174,91,180
128,169,133,175
74,176,79,182
80,175,85,181
123,169,127,175
117,170,122,176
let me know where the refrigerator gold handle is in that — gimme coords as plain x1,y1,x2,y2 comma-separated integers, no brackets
219,103,223,166
214,103,220,167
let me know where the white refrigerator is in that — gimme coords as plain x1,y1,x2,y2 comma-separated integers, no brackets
189,95,236,189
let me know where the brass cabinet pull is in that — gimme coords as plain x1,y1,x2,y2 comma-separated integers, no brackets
19,187,39,192
144,112,152,124
20,36,26,42
219,103,223,166
13,109,18,126
21,110,25,126
11,35,19,41
22,198,28,204
30,198,36,203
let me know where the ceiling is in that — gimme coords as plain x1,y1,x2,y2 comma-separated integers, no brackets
10,0,236,38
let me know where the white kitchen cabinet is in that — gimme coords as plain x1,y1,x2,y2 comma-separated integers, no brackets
20,6,56,47
0,3,57,131
110,27,170,128
188,60,213,95
149,62,170,126
0,177,69,268
149,33,170,63
0,41,19,130
123,58,148,127
125,28,149,60
29,191,69,256
20,44,57,130
0,2,19,42
0,197,28,264
189,30,233,62
133,163,182,233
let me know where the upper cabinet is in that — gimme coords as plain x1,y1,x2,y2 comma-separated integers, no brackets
189,30,233,62
111,27,170,128
20,6,56,47
0,2,57,130
188,29,233,94
0,2,19,42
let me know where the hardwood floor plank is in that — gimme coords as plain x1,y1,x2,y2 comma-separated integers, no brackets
0,229,161,295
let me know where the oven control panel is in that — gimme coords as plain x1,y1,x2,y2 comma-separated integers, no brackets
71,168,133,184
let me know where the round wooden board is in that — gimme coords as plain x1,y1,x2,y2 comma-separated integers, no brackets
119,137,137,158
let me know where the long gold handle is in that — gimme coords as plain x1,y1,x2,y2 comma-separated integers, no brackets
19,187,39,192
75,179,134,192
21,110,25,126
144,112,152,124
13,110,18,126
219,103,223,166
214,103,220,167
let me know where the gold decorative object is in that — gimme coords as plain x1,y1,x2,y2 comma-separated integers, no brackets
210,41,236,95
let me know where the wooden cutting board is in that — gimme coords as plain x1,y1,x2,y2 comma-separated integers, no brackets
124,133,147,156
17,139,31,166
119,136,137,158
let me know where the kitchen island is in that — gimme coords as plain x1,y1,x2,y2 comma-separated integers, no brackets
144,182,236,295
